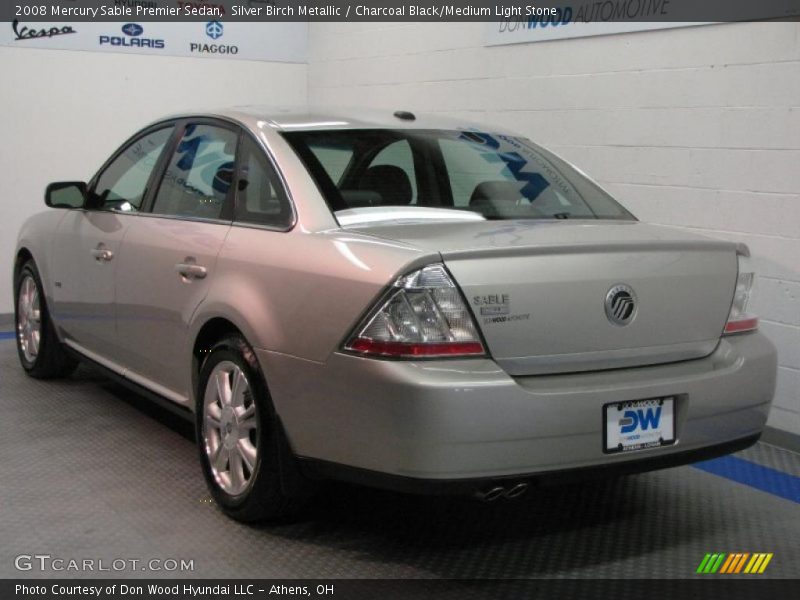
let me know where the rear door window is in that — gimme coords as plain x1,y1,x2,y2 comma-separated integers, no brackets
151,124,238,220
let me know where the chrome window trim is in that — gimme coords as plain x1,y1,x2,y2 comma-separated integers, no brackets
96,205,295,233
229,220,297,234
105,209,233,227
101,207,295,233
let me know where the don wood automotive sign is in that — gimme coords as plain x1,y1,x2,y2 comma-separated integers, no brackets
484,0,800,46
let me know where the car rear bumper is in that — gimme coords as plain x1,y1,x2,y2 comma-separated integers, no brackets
257,331,777,488
296,433,762,496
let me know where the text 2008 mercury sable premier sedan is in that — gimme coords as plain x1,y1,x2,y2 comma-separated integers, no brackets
14,108,777,521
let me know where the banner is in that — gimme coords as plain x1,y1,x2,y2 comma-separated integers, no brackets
484,0,800,46
2,14,306,63
485,19,710,45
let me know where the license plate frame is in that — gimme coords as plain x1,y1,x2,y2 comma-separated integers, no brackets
603,396,676,454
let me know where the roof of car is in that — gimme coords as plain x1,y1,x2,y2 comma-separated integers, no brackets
210,106,510,133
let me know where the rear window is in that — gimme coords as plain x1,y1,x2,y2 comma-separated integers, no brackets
282,129,634,222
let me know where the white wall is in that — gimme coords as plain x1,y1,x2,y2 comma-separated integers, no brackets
308,21,800,435
0,46,307,314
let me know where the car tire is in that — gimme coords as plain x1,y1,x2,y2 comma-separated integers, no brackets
14,259,79,379
196,335,314,522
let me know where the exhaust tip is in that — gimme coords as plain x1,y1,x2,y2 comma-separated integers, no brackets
474,482,530,502
504,482,529,499
475,486,506,502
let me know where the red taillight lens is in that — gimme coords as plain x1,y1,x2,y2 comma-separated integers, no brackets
347,339,485,358
345,264,485,359
724,316,759,335
724,252,758,335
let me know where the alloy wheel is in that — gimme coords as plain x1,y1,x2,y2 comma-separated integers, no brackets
17,275,41,364
202,361,260,496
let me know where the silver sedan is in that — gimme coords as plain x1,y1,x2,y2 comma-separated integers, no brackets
14,108,777,521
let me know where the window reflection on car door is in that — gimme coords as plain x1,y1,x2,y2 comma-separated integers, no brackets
51,127,172,363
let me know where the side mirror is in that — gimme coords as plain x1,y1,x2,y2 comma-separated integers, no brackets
45,181,87,209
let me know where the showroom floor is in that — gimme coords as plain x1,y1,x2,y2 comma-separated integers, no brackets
1,336,798,580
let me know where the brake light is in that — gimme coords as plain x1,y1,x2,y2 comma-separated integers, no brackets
345,264,485,358
724,251,758,335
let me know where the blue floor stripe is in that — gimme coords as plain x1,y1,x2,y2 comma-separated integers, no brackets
693,455,800,504
0,331,14,340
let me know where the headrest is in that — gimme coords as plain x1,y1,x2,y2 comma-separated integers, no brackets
469,180,526,207
358,165,413,206
341,189,382,208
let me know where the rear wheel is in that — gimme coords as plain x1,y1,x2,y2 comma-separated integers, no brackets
15,259,78,379
196,335,312,522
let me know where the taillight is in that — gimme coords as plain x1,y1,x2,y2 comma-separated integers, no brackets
344,263,485,358
724,250,758,335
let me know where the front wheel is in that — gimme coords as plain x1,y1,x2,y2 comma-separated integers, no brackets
15,259,78,379
196,335,312,522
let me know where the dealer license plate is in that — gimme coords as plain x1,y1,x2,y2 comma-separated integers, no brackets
604,397,676,454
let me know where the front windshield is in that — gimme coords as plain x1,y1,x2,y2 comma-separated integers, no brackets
282,129,635,222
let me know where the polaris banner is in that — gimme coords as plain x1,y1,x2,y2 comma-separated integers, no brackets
1,18,307,62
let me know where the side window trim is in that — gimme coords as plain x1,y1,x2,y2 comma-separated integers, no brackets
87,121,178,212
142,117,241,221
231,130,297,232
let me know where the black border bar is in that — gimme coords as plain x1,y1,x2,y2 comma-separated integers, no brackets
4,578,800,599
3,0,800,23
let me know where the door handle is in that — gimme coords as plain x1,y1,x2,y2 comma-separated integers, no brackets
175,262,207,280
90,247,114,262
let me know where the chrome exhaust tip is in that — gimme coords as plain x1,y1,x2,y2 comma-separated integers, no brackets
475,486,506,502
504,482,529,499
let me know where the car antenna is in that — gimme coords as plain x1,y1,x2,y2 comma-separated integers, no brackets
393,110,416,121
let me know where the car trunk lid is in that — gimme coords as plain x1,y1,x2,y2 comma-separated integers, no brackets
347,219,738,375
